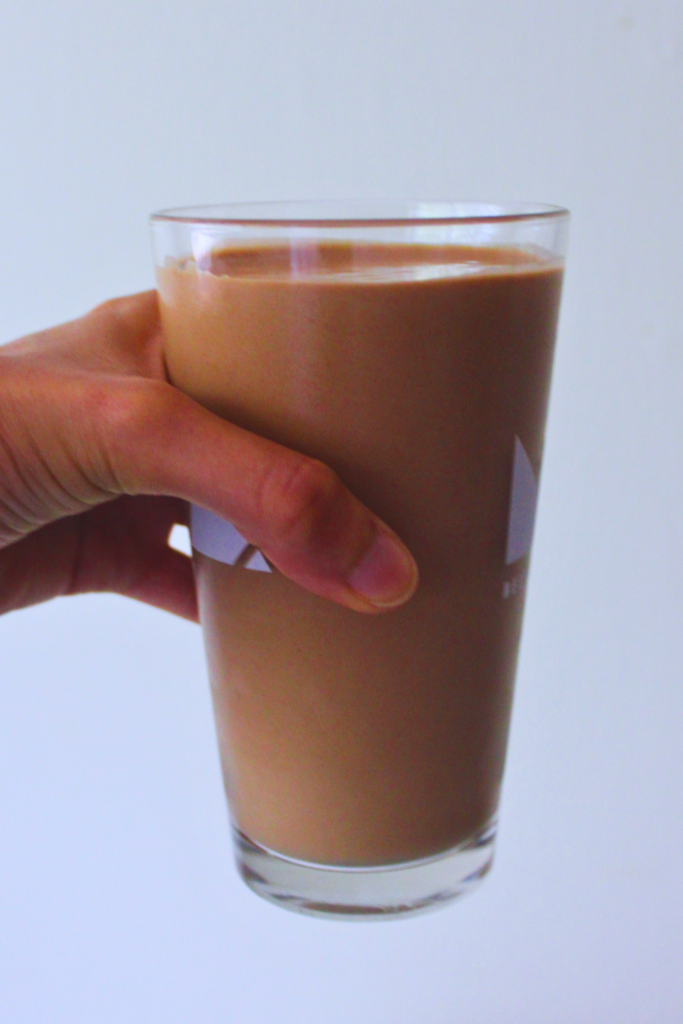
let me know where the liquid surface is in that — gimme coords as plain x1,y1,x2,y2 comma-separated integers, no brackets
158,242,563,866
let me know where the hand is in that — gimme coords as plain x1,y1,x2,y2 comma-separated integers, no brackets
0,292,418,620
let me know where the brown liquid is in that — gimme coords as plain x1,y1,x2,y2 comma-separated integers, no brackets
157,242,563,866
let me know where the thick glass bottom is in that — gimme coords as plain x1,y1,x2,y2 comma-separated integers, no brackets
234,818,497,921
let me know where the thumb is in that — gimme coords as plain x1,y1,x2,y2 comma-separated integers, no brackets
102,378,419,613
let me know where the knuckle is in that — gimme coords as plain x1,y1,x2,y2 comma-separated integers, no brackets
260,455,342,545
86,297,129,340
89,293,154,329
89,297,124,321
86,293,161,372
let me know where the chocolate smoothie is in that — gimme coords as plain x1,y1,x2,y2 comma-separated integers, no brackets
157,242,563,867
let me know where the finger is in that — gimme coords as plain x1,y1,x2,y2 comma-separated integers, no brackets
108,546,199,622
59,496,195,617
99,494,190,546
0,518,79,615
102,380,419,613
0,501,198,620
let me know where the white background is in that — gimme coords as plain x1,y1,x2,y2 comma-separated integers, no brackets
1,1,682,1020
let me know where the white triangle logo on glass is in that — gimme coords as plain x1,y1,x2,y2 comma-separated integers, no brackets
189,505,272,572
505,437,539,566
242,548,272,573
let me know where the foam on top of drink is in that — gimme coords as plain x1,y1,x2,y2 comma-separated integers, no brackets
166,242,559,285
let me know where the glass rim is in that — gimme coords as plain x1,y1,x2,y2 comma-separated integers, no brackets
150,200,569,229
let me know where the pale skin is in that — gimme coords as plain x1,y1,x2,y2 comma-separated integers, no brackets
0,291,418,621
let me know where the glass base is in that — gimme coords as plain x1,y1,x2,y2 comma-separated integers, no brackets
234,819,497,920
